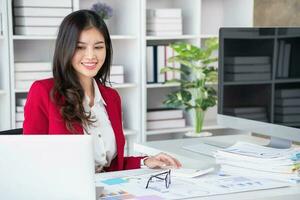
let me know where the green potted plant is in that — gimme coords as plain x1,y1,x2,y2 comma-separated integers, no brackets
161,38,218,136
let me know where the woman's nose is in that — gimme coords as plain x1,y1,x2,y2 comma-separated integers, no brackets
85,47,96,58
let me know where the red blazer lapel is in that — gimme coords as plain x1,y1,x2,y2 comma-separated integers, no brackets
98,84,125,170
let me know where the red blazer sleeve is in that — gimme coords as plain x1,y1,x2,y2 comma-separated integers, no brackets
103,88,145,171
23,81,49,134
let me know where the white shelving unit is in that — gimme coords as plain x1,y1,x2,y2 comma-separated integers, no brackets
141,0,253,142
2,0,253,154
0,0,12,130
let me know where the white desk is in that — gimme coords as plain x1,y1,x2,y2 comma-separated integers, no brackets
134,134,300,200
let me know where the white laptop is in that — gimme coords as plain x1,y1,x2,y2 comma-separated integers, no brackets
0,135,96,200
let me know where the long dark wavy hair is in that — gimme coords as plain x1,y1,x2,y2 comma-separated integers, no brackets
51,10,113,132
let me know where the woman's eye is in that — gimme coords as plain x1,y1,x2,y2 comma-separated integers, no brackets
95,46,104,49
76,46,85,50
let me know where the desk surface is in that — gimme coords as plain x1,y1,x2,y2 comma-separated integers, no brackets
134,134,300,200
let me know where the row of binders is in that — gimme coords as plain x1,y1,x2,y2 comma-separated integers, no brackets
224,56,272,82
146,8,182,36
275,88,300,128
146,45,181,83
15,62,125,90
13,0,72,35
276,40,291,78
147,109,186,130
215,142,300,183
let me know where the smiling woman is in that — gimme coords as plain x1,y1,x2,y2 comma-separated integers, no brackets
22,9,181,172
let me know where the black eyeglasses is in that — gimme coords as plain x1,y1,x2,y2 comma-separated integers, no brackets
145,169,171,189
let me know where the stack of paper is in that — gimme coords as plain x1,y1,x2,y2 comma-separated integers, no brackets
146,108,186,130
14,62,52,90
215,142,300,183
13,0,72,35
146,9,182,36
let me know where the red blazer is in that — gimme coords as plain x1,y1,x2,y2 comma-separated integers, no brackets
23,78,143,171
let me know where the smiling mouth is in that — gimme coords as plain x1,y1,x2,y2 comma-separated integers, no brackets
82,62,98,70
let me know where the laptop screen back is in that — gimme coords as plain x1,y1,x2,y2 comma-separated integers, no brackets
0,135,95,200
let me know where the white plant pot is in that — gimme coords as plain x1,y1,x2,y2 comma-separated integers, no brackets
185,131,213,138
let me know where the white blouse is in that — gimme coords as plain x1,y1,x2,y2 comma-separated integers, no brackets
82,79,117,170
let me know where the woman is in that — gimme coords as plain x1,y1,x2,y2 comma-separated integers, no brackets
23,10,181,172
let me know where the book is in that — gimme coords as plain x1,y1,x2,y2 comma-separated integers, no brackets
282,43,291,78
16,98,27,106
16,106,24,113
277,40,285,78
147,109,183,121
15,112,24,122
224,64,271,73
15,62,52,72
275,114,300,123
146,46,155,83
109,75,124,84
15,17,64,26
14,0,72,8
157,45,165,83
224,56,271,65
147,31,182,36
234,113,267,120
14,7,72,17
147,118,186,130
147,17,182,24
275,98,300,106
15,80,34,90
0,13,2,35
15,71,52,81
275,89,300,98
275,106,300,115
15,122,23,129
15,26,59,35
165,46,174,81
147,23,182,31
225,73,271,81
111,65,124,75
224,107,266,114
146,9,182,18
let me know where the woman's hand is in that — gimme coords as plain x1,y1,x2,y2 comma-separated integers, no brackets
143,152,182,169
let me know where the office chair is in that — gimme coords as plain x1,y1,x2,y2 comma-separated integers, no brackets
0,128,23,135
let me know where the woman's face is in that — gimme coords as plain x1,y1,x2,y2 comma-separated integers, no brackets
72,27,106,81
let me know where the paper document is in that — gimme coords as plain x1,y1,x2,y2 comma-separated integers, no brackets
173,167,215,178
221,142,298,159
95,168,290,200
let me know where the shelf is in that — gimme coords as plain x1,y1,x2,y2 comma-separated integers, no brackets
110,35,137,40
13,35,137,40
147,83,180,88
199,34,218,38
13,35,57,40
111,83,137,89
0,90,6,95
222,35,275,40
124,129,138,136
146,34,199,40
274,78,300,83
224,81,272,85
146,122,223,135
147,82,216,88
14,83,137,93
